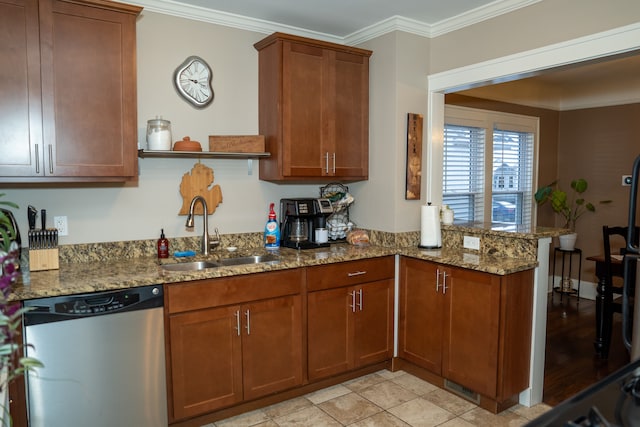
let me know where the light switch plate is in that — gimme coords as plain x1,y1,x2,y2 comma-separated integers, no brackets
463,235,480,250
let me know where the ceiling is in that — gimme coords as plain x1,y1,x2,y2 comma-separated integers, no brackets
169,0,501,37
131,0,536,43
132,0,640,110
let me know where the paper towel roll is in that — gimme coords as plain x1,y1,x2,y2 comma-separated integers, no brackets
419,204,442,248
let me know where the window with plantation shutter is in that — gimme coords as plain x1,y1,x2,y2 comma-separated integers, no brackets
443,106,538,227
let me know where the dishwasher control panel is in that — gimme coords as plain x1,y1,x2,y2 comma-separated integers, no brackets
55,293,140,315
23,285,163,326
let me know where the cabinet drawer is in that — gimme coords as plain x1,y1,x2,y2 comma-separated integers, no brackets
307,256,394,291
166,269,303,314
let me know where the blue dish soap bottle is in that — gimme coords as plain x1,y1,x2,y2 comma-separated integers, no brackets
264,203,280,250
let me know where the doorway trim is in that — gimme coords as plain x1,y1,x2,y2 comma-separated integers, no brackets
425,22,640,407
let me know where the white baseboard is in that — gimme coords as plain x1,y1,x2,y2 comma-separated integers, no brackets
548,275,597,300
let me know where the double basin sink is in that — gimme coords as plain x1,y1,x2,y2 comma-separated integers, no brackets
162,254,279,272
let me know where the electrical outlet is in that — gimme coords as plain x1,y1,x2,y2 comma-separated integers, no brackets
54,216,68,236
622,175,632,186
463,235,480,250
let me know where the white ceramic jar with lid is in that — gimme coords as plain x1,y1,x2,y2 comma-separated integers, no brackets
146,117,172,150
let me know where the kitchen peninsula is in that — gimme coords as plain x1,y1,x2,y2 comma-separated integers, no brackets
10,224,560,426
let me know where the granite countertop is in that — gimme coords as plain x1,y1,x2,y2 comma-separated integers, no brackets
10,242,538,301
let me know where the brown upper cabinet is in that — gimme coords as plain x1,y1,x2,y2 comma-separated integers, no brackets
0,0,140,183
254,33,372,182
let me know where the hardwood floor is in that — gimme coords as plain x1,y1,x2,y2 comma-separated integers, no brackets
543,292,630,406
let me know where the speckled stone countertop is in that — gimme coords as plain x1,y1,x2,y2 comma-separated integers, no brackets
10,223,562,301
11,244,538,302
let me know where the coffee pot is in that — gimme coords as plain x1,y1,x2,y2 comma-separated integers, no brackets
289,218,308,242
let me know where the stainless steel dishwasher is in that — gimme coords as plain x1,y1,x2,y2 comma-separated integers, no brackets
23,285,167,427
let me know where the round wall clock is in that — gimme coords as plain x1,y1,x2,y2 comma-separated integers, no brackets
173,56,214,108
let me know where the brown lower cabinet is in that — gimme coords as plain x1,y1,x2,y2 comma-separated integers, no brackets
165,269,303,422
398,256,534,413
307,257,394,380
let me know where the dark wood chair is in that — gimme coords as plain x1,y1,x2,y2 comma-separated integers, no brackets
602,225,637,345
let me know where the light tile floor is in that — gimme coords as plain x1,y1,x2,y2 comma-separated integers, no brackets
204,370,552,427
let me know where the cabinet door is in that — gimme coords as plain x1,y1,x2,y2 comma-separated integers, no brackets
0,0,42,177
39,0,138,178
168,305,243,420
332,50,368,179
242,295,303,400
354,279,393,367
281,40,326,177
307,287,352,380
443,267,500,398
398,257,444,374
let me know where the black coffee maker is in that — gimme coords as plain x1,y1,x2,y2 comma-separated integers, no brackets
280,198,333,249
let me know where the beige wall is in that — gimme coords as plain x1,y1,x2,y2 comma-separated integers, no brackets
3,1,639,244
429,0,640,74
557,104,640,262
351,32,430,232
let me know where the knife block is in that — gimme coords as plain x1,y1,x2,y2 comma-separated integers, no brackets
29,249,59,271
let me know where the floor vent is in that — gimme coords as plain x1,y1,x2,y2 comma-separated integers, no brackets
444,379,481,405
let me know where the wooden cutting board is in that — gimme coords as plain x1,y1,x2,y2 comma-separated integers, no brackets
179,163,223,215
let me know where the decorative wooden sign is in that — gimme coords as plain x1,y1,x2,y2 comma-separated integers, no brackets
405,113,423,200
179,162,223,215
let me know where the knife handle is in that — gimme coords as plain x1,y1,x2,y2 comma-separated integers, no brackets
41,209,46,230
28,205,37,230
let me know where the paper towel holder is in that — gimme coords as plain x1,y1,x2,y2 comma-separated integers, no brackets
418,202,442,249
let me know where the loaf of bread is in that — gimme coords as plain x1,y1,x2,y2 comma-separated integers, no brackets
347,229,369,245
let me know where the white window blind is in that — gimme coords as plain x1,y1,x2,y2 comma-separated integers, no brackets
443,106,538,226
492,128,534,224
443,125,485,222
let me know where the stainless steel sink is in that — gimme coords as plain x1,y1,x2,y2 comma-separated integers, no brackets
161,254,279,272
215,254,279,267
161,261,221,272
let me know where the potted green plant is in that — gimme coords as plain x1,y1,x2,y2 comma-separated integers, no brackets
534,178,610,250
0,194,42,425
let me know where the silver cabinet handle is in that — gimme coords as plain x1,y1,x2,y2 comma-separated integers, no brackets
234,310,241,336
35,144,40,174
325,152,329,174
350,291,357,313
442,271,448,294
357,289,363,311
436,268,441,292
332,152,336,174
348,271,366,277
245,309,250,335
48,144,54,174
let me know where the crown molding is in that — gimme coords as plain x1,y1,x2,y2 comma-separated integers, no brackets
343,16,432,45
129,0,541,46
429,0,543,37
128,0,345,44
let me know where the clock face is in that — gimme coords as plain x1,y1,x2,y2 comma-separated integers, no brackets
173,56,214,108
